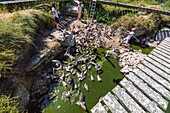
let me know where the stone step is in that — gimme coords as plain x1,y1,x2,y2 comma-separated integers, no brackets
120,78,164,113
160,38,170,43
156,46,170,56
112,85,146,113
157,44,170,53
151,51,170,64
159,43,170,50
158,42,170,51
145,56,170,75
148,54,170,69
162,37,170,42
102,92,127,113
91,102,108,113
156,31,170,41
141,60,170,90
133,67,170,100
160,40,170,47
153,49,170,60
125,73,168,110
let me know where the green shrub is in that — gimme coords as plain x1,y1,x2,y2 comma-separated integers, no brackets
0,95,19,113
163,0,170,10
95,4,110,23
96,10,110,23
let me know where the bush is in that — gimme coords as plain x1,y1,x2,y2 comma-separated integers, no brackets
95,4,110,23
111,13,161,33
163,0,170,9
0,95,19,113
96,10,110,23
111,14,137,29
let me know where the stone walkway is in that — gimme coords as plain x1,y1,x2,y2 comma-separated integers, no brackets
91,38,170,113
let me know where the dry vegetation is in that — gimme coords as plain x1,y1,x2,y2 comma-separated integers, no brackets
0,95,19,113
111,0,170,10
111,12,170,33
0,9,53,76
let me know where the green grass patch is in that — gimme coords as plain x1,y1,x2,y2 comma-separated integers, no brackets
131,44,154,54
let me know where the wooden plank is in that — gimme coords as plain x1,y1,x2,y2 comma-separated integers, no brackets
113,85,146,113
125,72,168,110
120,78,164,113
103,92,127,113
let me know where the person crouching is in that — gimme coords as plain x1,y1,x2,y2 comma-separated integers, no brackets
123,28,136,44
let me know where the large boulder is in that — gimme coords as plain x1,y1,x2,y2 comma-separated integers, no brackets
13,83,30,111
0,77,30,111
134,29,147,37
119,50,147,74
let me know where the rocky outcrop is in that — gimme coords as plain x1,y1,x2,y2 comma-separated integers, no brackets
119,50,147,74
0,76,31,112
13,83,30,111
28,70,58,113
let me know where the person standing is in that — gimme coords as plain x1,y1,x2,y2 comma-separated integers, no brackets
77,2,82,20
52,2,60,30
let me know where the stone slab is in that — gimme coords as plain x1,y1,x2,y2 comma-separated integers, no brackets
160,39,170,47
140,61,170,90
151,51,170,64
134,66,170,100
91,102,108,113
113,85,146,113
120,78,163,113
155,45,170,56
148,54,170,69
159,43,170,50
125,73,168,110
103,92,127,113
156,45,170,52
151,51,170,63
152,49,170,61
145,57,170,77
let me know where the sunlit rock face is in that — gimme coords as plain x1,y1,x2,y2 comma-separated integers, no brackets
119,50,147,74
